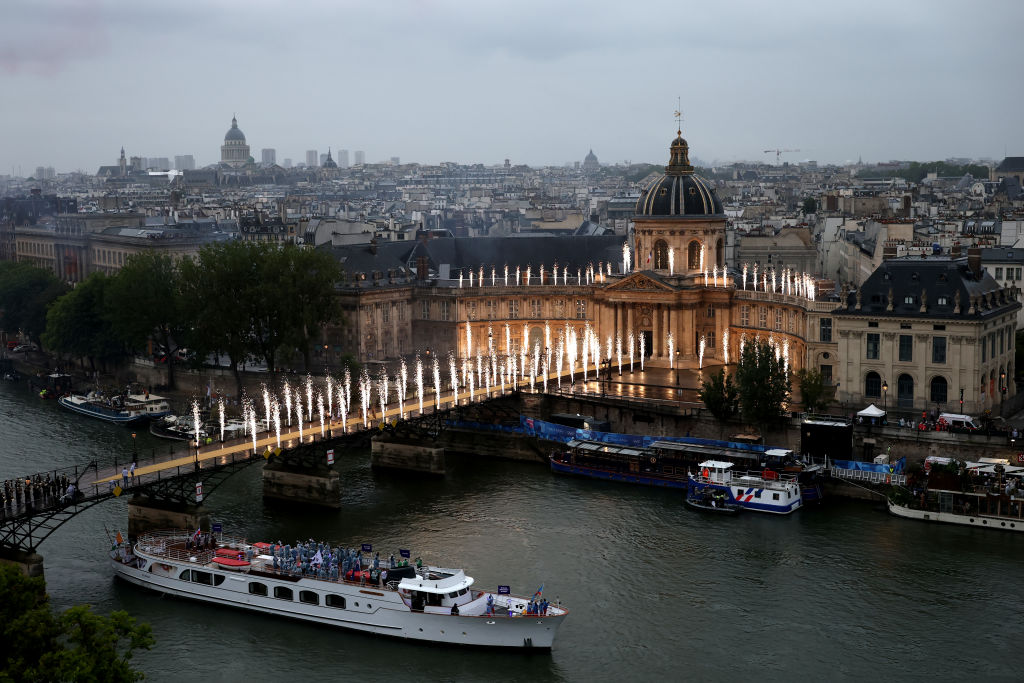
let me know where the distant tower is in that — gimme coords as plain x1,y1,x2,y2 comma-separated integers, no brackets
118,147,127,176
583,149,599,173
261,148,276,165
339,149,349,168
220,116,250,168
322,148,338,169
354,150,365,165
306,150,318,168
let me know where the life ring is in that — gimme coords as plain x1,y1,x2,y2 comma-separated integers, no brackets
160,563,172,572
649,456,657,464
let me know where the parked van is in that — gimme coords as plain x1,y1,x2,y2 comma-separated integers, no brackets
936,413,981,433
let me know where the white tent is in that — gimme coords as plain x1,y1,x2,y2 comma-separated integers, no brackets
857,404,886,418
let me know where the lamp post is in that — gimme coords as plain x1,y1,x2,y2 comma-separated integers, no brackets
882,380,888,411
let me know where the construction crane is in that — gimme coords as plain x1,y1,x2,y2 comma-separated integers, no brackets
764,148,800,165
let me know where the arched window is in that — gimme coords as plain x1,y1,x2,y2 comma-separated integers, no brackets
687,240,703,270
930,376,948,403
897,373,914,408
865,371,881,398
653,239,669,270
716,238,724,267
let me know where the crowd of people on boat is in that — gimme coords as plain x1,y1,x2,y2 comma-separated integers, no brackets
1,471,79,515
266,540,420,585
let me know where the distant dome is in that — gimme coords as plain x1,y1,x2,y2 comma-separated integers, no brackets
224,116,246,142
635,132,723,217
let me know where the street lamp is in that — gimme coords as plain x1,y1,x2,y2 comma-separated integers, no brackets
882,380,888,411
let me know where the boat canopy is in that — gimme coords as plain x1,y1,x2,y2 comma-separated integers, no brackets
397,568,474,595
697,460,734,470
649,440,760,462
566,440,645,459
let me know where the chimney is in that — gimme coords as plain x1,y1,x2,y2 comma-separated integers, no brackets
882,245,897,260
967,246,982,278
369,238,378,255
951,244,962,258
417,256,428,280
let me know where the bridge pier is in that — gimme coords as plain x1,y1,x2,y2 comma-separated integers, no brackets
128,495,209,536
370,437,445,475
0,549,45,578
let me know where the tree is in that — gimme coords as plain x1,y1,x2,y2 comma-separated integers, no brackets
734,340,791,441
181,242,254,398
0,261,68,343
698,368,739,424
281,245,342,372
801,197,817,215
42,273,123,373
797,368,831,413
106,251,188,389
247,243,292,377
0,564,153,682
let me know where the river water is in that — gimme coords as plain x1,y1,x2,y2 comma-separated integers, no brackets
1,378,1021,681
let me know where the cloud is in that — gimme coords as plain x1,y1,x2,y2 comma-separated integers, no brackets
0,0,108,76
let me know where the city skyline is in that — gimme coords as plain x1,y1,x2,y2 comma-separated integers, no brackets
2,0,1021,174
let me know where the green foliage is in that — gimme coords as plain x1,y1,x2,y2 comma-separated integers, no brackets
105,251,188,388
0,564,153,682
797,368,831,413
281,245,342,371
801,197,817,215
734,340,791,436
855,161,989,183
698,368,739,422
0,262,68,342
42,273,123,369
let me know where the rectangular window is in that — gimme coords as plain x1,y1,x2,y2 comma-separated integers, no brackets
996,267,1003,279
466,301,476,321
868,321,878,328
774,309,783,331
486,300,496,320
190,571,213,586
932,336,946,364
706,306,715,318
819,318,832,342
530,299,541,318
866,333,880,360
576,299,586,319
759,306,767,328
326,594,346,609
421,300,430,320
508,299,519,319
249,582,268,596
740,305,750,326
440,300,450,321
706,331,716,352
274,586,293,601
899,334,913,362
381,305,389,323
299,590,319,605
820,364,833,383
788,312,795,334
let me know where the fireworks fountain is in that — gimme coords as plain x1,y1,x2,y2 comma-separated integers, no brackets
743,263,748,290
377,369,389,426
668,247,674,275
723,329,730,365
628,331,634,372
273,400,281,448
326,375,333,419
623,241,631,273
247,398,258,453
415,356,424,415
668,333,675,369
218,398,225,443
698,335,706,370
305,375,313,422
192,400,201,453
449,353,458,406
432,357,441,410
616,333,622,375
295,396,304,441
317,392,325,437
262,385,271,432
359,369,370,428
639,333,646,371
397,358,408,420
555,333,564,389
283,382,292,427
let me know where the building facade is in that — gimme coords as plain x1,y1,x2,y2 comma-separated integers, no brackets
220,117,250,168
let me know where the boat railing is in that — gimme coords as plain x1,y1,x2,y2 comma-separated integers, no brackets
830,467,907,487
134,529,250,565
692,470,800,490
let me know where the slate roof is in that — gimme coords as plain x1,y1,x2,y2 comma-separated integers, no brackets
835,256,1019,320
995,157,1024,173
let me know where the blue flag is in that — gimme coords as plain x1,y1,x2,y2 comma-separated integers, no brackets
361,543,372,552
497,585,510,595
399,548,411,558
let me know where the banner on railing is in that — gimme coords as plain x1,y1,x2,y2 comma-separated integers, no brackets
519,416,768,452
833,457,905,473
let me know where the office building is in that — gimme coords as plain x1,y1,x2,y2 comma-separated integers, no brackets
261,148,276,165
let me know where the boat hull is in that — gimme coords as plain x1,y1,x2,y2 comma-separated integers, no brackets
112,558,563,648
549,457,688,489
887,500,1024,532
688,479,802,515
59,396,145,424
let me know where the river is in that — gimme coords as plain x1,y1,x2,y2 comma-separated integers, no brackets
1,378,1020,681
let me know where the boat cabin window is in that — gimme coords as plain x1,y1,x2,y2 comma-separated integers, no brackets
773,493,780,500
448,591,459,599
179,570,190,581
273,586,293,601
214,575,225,586
326,594,346,609
299,590,319,605
191,571,214,585
249,582,268,596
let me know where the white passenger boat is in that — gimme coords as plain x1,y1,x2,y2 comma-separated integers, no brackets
111,530,567,648
59,392,171,424
687,460,803,514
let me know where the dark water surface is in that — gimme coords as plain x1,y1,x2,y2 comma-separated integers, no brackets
1,379,1020,681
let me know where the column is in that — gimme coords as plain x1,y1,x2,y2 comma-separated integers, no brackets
653,304,661,358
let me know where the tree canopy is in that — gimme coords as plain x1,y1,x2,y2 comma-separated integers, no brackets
797,368,831,413
0,262,67,342
42,272,122,372
855,161,989,183
734,340,791,439
698,368,739,423
0,564,154,682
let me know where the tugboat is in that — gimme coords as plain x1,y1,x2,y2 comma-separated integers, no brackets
688,460,802,515
111,530,568,648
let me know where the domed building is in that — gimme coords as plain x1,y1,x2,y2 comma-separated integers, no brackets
220,116,251,168
582,149,599,173
322,148,338,169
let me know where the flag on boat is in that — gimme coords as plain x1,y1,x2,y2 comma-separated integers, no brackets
534,583,544,599
311,550,323,567
191,528,201,544
115,531,123,545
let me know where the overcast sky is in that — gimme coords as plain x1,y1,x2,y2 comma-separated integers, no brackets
2,0,1021,174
